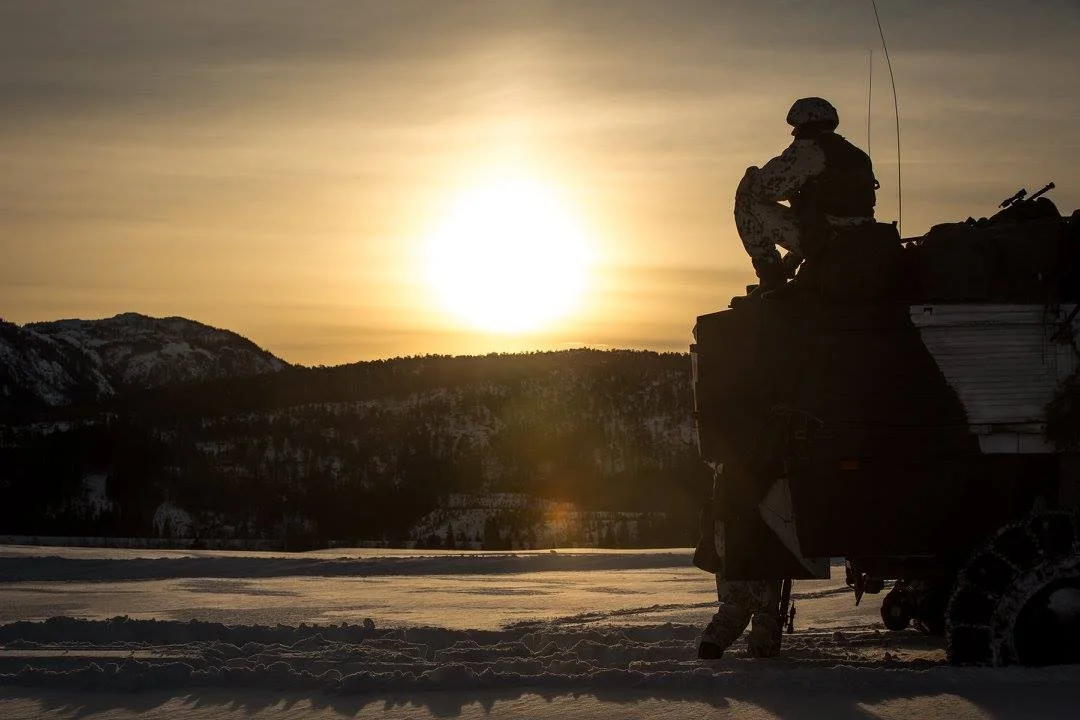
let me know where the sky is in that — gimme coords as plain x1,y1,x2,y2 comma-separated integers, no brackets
2,0,1079,366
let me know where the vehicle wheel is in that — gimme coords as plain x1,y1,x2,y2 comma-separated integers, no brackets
880,588,911,631
911,586,947,636
946,509,1080,665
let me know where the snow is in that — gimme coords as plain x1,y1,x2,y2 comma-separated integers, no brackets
14,313,287,402
151,504,194,538
0,325,112,406
0,546,1077,719
410,495,654,548
81,474,115,518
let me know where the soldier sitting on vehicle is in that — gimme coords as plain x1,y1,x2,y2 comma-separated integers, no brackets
734,97,879,299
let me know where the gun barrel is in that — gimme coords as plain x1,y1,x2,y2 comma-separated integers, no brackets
1028,182,1056,203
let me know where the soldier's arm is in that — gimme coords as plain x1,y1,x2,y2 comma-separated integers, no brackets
747,140,826,203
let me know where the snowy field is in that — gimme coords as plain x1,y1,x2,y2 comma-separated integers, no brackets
1,546,1078,719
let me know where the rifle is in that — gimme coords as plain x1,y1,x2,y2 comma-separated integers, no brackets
779,578,796,634
992,182,1056,222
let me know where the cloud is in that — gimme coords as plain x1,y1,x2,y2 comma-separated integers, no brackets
2,1,1079,361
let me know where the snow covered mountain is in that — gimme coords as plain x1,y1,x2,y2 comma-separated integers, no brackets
1,313,287,407
0,320,114,407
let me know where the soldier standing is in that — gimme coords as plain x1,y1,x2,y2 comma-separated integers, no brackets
696,465,784,659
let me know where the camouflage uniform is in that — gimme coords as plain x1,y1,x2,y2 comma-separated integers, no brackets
734,97,876,285
697,470,784,659
700,576,784,659
733,139,827,267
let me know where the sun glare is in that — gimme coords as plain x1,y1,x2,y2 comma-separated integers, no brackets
426,178,592,334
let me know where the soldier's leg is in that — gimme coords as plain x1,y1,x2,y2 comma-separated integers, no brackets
698,577,757,659
733,171,803,264
747,580,784,658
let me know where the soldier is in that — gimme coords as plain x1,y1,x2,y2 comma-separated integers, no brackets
694,466,785,659
734,97,878,294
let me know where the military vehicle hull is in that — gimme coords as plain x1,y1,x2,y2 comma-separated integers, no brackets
692,207,1080,665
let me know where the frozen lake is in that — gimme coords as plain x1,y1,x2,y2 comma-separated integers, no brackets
1,545,1076,719
0,545,875,630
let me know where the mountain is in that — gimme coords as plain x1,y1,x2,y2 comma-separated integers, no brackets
1,313,287,408
0,321,114,408
0,344,706,548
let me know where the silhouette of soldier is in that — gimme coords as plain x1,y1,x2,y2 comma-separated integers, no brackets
695,464,784,659
734,97,878,296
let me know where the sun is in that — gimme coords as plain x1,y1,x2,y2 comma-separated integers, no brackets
425,178,591,333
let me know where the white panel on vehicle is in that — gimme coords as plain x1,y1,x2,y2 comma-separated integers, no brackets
911,304,1078,428
976,432,1054,455
759,478,830,579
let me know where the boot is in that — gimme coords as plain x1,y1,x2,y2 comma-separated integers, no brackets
730,257,787,308
747,611,782,658
762,256,822,301
752,256,787,292
697,640,727,660
697,612,747,660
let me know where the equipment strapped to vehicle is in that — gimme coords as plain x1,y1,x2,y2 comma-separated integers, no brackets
694,183,1080,666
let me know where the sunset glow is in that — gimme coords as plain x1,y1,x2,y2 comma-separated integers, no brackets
425,178,592,334
1,2,1078,364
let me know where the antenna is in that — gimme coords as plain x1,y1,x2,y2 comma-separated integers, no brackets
870,0,902,236
867,49,873,159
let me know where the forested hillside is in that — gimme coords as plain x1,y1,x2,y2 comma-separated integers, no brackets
1,350,707,548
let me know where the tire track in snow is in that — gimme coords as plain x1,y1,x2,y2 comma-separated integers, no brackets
0,615,985,698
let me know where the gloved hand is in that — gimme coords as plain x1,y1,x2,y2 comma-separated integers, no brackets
752,256,787,290
781,251,804,279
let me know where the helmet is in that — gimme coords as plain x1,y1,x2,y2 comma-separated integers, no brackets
786,97,839,130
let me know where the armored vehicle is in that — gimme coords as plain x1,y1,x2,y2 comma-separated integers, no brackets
692,186,1080,665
